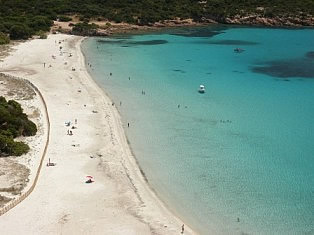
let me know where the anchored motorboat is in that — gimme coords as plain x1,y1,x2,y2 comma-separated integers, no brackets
199,85,205,93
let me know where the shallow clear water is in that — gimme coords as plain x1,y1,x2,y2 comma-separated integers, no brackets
82,26,314,234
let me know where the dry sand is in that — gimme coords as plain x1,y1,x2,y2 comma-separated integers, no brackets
0,34,195,234
0,73,47,207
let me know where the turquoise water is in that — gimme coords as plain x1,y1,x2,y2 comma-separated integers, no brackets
82,26,314,234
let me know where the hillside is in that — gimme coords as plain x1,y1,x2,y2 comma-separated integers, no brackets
0,0,314,41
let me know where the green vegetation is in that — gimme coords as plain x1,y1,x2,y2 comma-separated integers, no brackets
72,22,99,36
37,30,47,39
0,0,314,41
0,32,10,44
58,15,72,22
0,96,37,157
9,24,32,40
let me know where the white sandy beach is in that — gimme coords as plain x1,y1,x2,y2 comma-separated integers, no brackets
0,34,194,234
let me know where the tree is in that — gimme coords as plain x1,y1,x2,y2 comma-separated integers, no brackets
0,32,10,44
72,22,98,36
0,96,37,156
28,16,52,32
9,24,31,40
37,30,48,39
58,15,72,22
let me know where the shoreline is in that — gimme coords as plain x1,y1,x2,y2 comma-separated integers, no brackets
52,16,314,37
0,34,195,234
79,37,196,234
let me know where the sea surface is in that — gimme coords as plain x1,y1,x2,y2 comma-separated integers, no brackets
82,26,314,234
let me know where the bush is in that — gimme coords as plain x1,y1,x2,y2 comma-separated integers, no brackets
0,134,29,156
9,24,31,40
58,15,72,22
0,23,5,32
7,140,30,156
72,22,98,35
78,16,86,21
0,32,10,44
0,96,37,156
0,134,10,150
7,100,23,115
23,120,37,136
37,30,47,39
28,16,52,32
12,141,30,156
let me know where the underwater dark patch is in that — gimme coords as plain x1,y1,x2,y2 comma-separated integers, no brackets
170,26,225,38
97,39,125,44
97,39,168,46
305,51,314,59
171,30,221,38
129,40,168,45
173,69,185,73
232,70,244,74
251,58,314,78
203,40,259,45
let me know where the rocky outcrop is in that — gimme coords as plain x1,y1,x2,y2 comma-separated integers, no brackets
154,18,217,27
224,14,314,27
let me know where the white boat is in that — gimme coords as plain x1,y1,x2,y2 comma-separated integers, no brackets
198,85,205,93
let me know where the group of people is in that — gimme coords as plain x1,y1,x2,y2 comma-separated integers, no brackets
66,119,77,136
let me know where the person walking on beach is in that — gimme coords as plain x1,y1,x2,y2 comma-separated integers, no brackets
127,123,130,128
44,62,46,68
181,224,184,234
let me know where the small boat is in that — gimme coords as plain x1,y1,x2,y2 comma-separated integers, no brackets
234,48,245,53
198,85,205,93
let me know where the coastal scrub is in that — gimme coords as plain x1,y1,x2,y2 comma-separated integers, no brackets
0,96,37,156
0,32,10,45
